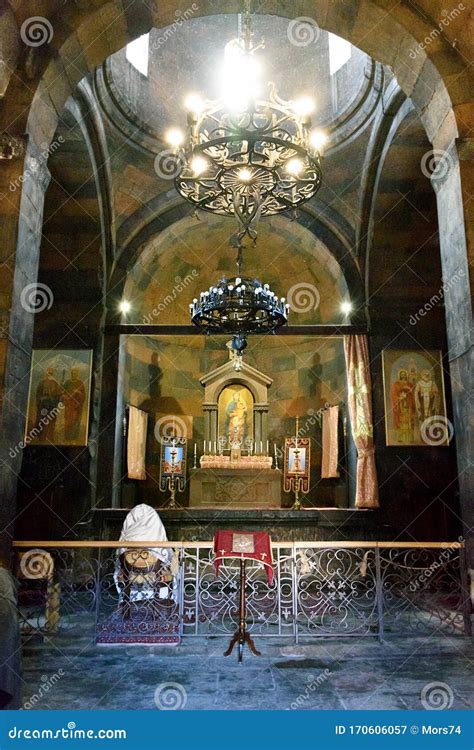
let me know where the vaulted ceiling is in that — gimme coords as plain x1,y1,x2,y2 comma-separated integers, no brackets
33,12,440,339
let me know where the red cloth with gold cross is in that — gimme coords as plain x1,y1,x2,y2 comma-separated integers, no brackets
213,530,273,584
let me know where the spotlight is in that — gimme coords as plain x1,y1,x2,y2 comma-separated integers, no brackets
341,301,352,315
119,300,131,314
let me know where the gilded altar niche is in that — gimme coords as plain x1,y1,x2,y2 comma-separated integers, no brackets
189,357,281,508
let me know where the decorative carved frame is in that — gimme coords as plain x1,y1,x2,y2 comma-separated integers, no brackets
200,359,273,454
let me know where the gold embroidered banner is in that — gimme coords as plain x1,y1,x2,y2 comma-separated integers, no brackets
127,405,148,480
344,335,379,508
321,405,340,479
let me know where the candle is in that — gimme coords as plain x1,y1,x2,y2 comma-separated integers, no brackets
266,440,269,455
260,441,263,454
214,441,217,454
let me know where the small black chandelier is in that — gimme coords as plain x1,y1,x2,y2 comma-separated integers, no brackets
164,1,326,246
189,275,289,358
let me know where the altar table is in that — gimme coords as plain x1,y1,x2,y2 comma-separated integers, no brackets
189,463,282,508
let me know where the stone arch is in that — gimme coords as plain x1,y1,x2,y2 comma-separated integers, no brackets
108,194,364,325
1,2,470,142
0,0,472,561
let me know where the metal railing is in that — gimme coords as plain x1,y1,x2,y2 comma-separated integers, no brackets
12,540,471,644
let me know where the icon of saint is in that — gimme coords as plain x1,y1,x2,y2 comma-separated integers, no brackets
390,368,415,444
35,367,62,441
62,367,86,441
414,369,440,425
225,390,248,444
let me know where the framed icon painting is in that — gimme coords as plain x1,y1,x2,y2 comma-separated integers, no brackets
382,349,450,446
25,349,93,447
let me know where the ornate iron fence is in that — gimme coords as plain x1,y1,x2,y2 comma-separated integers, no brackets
12,540,471,644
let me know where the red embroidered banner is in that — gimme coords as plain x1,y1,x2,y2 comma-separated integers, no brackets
213,531,273,584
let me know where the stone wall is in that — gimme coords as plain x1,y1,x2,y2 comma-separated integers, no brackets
124,334,348,509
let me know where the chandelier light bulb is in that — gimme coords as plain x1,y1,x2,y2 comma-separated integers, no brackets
310,129,328,150
341,301,353,315
292,96,315,117
238,168,252,183
191,155,208,175
286,158,304,177
225,91,250,113
221,39,261,111
119,299,131,314
185,93,205,114
165,128,185,148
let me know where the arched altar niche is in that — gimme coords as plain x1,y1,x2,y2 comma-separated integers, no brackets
200,359,272,454
218,385,254,446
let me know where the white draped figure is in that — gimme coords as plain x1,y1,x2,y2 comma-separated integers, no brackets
118,503,170,564
115,504,174,601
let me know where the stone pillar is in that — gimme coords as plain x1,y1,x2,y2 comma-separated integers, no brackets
203,404,216,453
111,335,127,508
431,139,473,563
209,404,218,452
254,406,263,453
257,405,269,454
0,138,50,564
92,326,122,507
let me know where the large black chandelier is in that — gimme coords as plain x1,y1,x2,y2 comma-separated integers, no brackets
189,275,289,359
164,1,326,246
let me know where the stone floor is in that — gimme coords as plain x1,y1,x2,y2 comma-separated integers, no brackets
19,633,473,711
